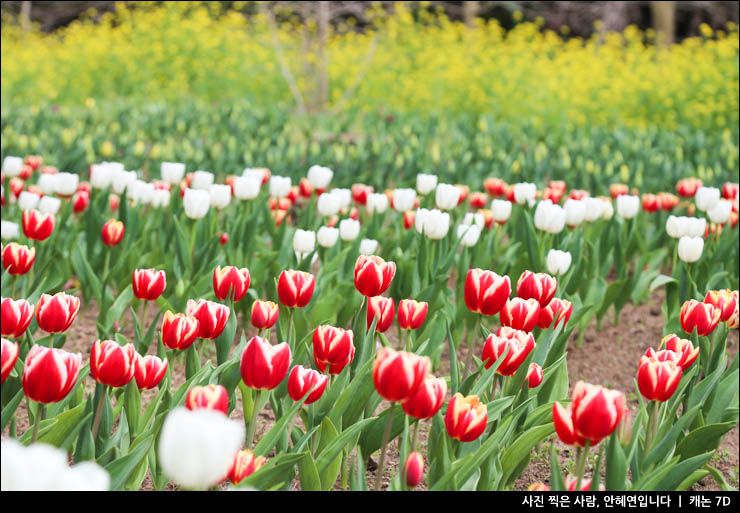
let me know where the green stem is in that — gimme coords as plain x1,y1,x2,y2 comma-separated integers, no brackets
31,403,45,442
374,407,395,491
574,441,590,491
644,400,661,457
91,385,107,440
246,389,267,449
411,421,420,453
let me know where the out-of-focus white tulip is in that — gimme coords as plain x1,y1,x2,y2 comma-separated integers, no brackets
191,170,215,191
269,176,291,198
456,224,481,247
317,226,339,248
332,188,352,210
1,156,23,177
666,216,706,238
582,197,604,222
307,165,333,190
366,193,389,214
513,183,537,206
232,176,261,200
183,188,210,219
534,200,566,234
56,461,110,491
90,162,124,189
491,199,513,223
462,212,485,229
435,183,460,210
130,180,155,205
158,407,244,490
18,191,40,211
54,172,79,196
112,170,137,195
393,188,417,212
339,218,361,241
209,184,231,210
666,215,683,238
616,195,639,219
317,192,341,217
293,229,316,259
564,199,586,226
599,198,614,220
38,196,61,215
708,199,731,224
151,189,171,208
415,208,450,239
359,238,379,255
37,173,58,195
695,187,720,212
416,173,438,194
678,236,704,263
1,221,20,240
685,217,707,237
161,162,186,184
242,168,266,183
546,249,572,275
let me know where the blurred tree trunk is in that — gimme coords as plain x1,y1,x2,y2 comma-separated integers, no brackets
20,1,31,31
651,1,675,46
463,1,479,27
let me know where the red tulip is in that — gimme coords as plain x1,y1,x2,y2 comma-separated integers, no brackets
641,193,660,213
456,184,469,205
401,374,447,419
277,270,316,308
484,178,508,197
228,449,267,485
240,336,291,390
680,300,720,336
185,384,229,414
298,178,314,198
676,178,702,198
1,338,19,383
553,381,626,447
372,348,429,402
36,292,80,333
101,219,125,246
721,182,738,200
367,296,395,333
22,345,82,404
404,451,424,488
500,298,541,332
481,327,536,376
397,299,428,331
444,393,488,442
251,300,279,330
660,334,699,370
469,192,487,209
312,325,355,375
134,354,168,390
108,194,120,211
287,365,328,404
352,183,372,205
543,187,563,204
24,155,42,171
637,349,683,402
703,289,737,323
219,232,229,245
658,192,679,211
1,297,34,338
90,339,136,388
1,243,35,275
132,268,167,301
516,271,557,307
187,299,230,339
72,190,90,214
354,255,396,297
403,211,415,230
22,209,55,241
526,362,544,388
536,297,573,329
464,268,511,316
213,266,251,302
549,180,567,194
161,310,200,350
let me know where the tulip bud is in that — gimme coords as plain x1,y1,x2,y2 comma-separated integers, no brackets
616,195,639,219
183,188,211,219
481,327,536,376
133,353,168,390
434,183,460,210
564,199,586,226
213,266,251,302
401,374,446,419
251,300,279,330
641,193,660,213
513,183,537,206
317,226,339,248
658,192,679,211
287,365,328,404
186,384,229,414
90,340,136,388
22,209,55,241
536,297,573,329
339,218,360,241
240,336,291,390
534,200,566,234
464,268,511,316
414,208,450,239
366,193,389,214
189,170,214,191
72,190,90,214
703,289,737,322
676,178,702,198
484,178,508,197
228,449,267,485
695,186,720,212
444,393,488,442
526,362,544,388
317,192,341,217
209,184,231,210
516,271,557,307
132,268,166,301
1,243,35,276
352,184,372,205
313,325,355,375
36,292,80,333
22,345,82,404
277,270,316,308
415,173,437,195
1,297,34,338
307,165,333,191
367,296,395,333
393,188,417,212
490,199,512,224
2,338,20,383
677,236,703,263
637,349,683,402
403,451,425,487
359,238,379,255
546,249,571,276
101,219,125,247
373,348,429,402
187,299,230,339
500,298,541,332
354,255,396,297
397,299,428,331
660,334,699,369
161,311,200,350
553,381,625,447
219,232,229,245
402,210,415,230
269,176,291,198
161,162,186,184
680,300,720,336
456,224,481,247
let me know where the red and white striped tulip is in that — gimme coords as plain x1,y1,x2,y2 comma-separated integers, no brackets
367,296,395,333
22,209,55,241
287,365,328,404
404,451,424,488
187,299,230,339
185,384,229,415
553,381,626,447
703,289,737,323
676,178,702,198
526,362,544,388
444,393,488,442
132,268,167,301
354,255,396,297
134,354,169,390
161,311,200,350
277,270,316,308
680,300,720,336
516,271,557,307
22,345,82,404
481,327,536,376
536,297,573,329
1,243,35,275
240,336,291,390
397,299,428,331
35,292,80,333
250,300,279,330
660,334,699,370
312,325,355,375
213,266,251,302
90,340,137,388
637,349,683,402
101,219,125,246
500,298,541,333
372,348,429,402
401,374,447,419
228,449,267,485
1,297,34,338
1,338,19,383
72,190,90,213
464,268,511,316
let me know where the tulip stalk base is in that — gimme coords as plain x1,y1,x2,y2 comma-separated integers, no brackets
91,384,108,441
31,403,45,443
374,407,395,491
574,442,590,491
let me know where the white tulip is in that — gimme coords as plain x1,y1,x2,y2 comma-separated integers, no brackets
269,176,291,198
366,193,389,214
293,229,316,259
616,195,639,219
37,173,58,195
534,200,566,234
209,184,232,210
242,168,266,183
307,165,333,190
435,183,460,210
393,188,417,212
564,199,586,227
339,218,361,241
151,189,171,208
695,187,720,212
190,170,214,191
18,191,41,211
332,188,352,210
1,156,23,177
161,162,186,184
54,172,79,196
38,196,61,215
112,170,137,195
90,162,124,189
317,226,339,248
158,407,244,490
317,192,341,217
1,221,20,240
232,176,261,200
359,238,379,255
708,199,731,224
513,183,537,206
462,212,485,229
415,208,450,239
130,180,156,205
685,217,707,238
491,199,512,223
416,173,438,194
546,249,572,275
678,236,704,263
666,215,683,238
56,461,110,491
456,224,481,247
600,198,614,220
582,197,604,222
183,188,210,219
